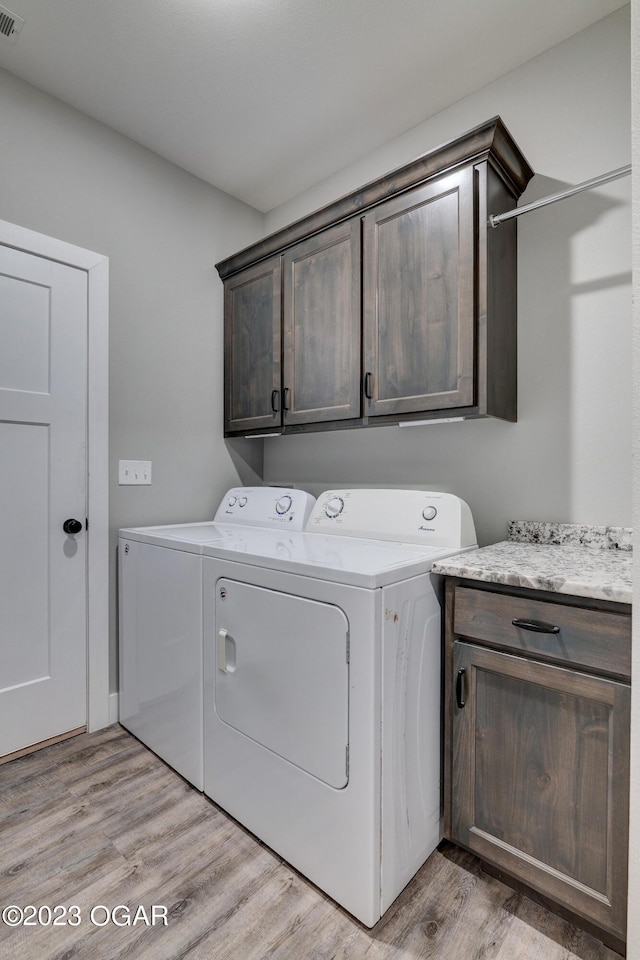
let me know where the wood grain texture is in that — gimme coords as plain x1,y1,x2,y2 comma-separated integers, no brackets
472,655,610,890
0,725,620,959
362,168,475,417
222,120,531,437
282,219,361,424
453,585,632,680
224,256,282,434
0,725,85,765
215,117,533,280
449,637,629,942
483,163,518,420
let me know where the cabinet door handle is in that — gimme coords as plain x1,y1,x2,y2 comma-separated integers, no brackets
282,387,290,411
271,389,280,413
512,618,560,635
456,668,466,709
363,372,373,400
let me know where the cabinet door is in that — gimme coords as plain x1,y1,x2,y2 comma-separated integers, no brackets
363,167,474,416
282,220,361,425
224,256,281,434
452,641,629,938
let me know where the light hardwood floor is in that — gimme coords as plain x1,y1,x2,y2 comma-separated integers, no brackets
0,725,621,960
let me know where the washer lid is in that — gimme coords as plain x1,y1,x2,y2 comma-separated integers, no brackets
118,487,317,551
203,529,473,588
118,521,252,552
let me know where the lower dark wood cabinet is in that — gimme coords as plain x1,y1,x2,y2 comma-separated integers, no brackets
444,579,631,951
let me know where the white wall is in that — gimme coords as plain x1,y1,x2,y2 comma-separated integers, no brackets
0,68,265,689
263,8,632,548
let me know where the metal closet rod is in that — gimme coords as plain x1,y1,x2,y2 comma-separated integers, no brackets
488,163,632,228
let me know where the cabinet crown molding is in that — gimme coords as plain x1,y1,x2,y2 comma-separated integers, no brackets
216,116,533,281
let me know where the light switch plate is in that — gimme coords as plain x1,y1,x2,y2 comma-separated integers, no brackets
119,459,152,485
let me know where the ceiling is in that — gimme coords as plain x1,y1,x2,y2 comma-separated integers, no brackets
0,0,628,212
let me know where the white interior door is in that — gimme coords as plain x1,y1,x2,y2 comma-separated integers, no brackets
0,245,88,757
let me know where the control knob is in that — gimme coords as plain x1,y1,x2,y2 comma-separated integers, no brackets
325,496,344,519
275,494,293,515
422,506,437,521
227,496,237,507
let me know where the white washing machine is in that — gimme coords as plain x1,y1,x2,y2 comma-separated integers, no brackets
202,488,477,927
118,486,316,790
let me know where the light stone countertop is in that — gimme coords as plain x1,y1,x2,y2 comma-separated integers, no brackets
432,522,633,604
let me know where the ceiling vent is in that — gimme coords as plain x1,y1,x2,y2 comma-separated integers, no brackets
0,4,24,44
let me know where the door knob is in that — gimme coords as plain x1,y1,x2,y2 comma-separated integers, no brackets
63,518,83,535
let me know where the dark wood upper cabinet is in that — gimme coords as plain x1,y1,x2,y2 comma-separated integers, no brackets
362,168,474,416
217,117,533,437
223,256,281,434
282,220,361,425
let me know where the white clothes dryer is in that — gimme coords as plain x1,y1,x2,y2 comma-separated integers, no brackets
202,488,477,926
118,487,315,790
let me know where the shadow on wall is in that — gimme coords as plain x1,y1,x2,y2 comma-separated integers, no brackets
225,437,264,486
516,172,630,520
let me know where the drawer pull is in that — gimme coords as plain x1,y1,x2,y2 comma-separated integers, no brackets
512,618,560,635
456,668,466,709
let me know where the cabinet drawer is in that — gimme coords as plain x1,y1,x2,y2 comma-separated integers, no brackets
453,586,631,679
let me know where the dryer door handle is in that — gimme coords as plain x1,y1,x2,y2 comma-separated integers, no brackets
217,628,236,673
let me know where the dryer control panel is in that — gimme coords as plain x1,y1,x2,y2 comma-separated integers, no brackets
214,487,316,530
307,489,477,548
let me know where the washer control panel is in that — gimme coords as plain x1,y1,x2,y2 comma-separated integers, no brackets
307,489,476,548
214,487,315,530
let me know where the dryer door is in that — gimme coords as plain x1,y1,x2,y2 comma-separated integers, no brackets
215,578,349,788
